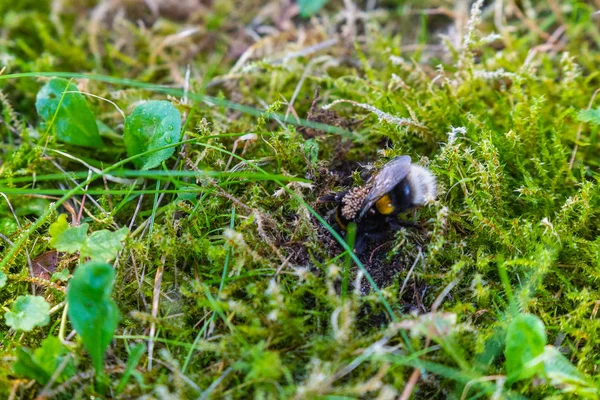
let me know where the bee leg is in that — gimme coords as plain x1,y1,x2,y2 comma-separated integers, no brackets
354,229,392,255
353,234,368,254
318,192,341,203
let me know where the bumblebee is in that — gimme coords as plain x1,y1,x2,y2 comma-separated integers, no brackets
323,156,437,254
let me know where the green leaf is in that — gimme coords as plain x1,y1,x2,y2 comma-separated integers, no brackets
13,336,76,385
80,227,128,262
123,100,182,170
67,261,119,375
505,313,547,382
13,348,50,384
5,295,50,331
303,139,319,165
49,214,88,253
116,342,146,394
15,198,50,217
34,336,76,382
51,269,70,282
176,186,198,202
298,0,328,17
0,270,6,288
0,218,18,236
48,213,68,237
541,346,598,395
577,108,600,125
35,78,103,148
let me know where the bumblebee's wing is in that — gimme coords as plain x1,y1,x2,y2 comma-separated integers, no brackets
358,155,411,219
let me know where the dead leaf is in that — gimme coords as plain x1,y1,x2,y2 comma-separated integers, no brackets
31,251,59,281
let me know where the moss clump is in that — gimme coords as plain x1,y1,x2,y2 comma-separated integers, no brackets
0,0,599,398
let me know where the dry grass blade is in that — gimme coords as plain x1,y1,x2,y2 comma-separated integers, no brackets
148,253,165,371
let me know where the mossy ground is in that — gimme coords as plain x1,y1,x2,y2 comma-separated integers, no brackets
1,0,600,398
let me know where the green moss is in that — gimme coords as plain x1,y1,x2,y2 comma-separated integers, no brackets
1,0,600,398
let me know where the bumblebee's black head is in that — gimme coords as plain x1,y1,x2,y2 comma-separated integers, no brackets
372,179,412,216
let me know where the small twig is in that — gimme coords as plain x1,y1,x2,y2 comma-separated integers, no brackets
547,0,566,26
331,337,392,382
508,0,550,40
148,253,165,371
521,24,567,69
49,159,112,221
369,242,390,264
399,367,423,400
0,233,14,246
63,91,125,120
417,7,456,18
48,301,66,316
285,56,332,121
149,27,202,66
454,0,470,48
494,0,504,32
183,64,191,105
44,370,94,397
273,38,338,65
152,358,202,393
75,170,92,225
399,248,423,299
43,366,124,398
44,148,135,184
59,303,69,341
57,183,78,222
65,329,77,341
8,380,19,400
225,134,257,170
323,99,427,130
547,25,566,45
128,182,147,232
131,250,149,312
274,254,293,276
197,367,234,400
0,192,21,228
431,276,462,312
230,37,338,75
212,180,253,212
140,153,182,238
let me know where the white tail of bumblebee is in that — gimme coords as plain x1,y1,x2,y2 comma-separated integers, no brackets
407,165,437,206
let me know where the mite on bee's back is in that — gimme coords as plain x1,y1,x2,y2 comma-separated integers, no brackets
321,156,437,254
